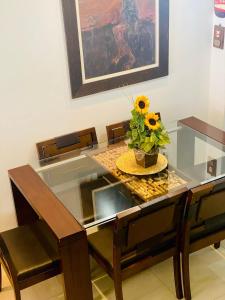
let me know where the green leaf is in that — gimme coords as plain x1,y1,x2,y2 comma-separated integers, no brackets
140,135,145,143
127,130,132,138
142,143,153,153
129,120,135,129
131,110,138,124
132,129,138,140
158,131,170,146
144,136,150,143
128,143,134,149
150,132,157,144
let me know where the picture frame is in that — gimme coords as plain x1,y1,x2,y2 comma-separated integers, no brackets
61,0,169,98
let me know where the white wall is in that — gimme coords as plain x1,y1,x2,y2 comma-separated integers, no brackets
0,0,213,231
208,14,225,129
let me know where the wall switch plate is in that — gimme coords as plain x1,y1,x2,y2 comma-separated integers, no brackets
213,25,225,49
207,157,217,177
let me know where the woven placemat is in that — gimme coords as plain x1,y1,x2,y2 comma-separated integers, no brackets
93,145,187,202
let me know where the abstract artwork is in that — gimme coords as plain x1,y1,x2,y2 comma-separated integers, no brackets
62,0,169,98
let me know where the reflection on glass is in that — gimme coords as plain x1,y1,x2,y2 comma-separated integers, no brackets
92,183,134,221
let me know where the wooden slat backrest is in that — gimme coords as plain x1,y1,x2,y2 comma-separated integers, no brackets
106,120,130,145
36,127,98,160
115,188,187,254
106,113,161,145
188,178,225,224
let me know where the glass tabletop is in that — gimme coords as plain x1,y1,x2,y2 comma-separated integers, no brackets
36,122,225,228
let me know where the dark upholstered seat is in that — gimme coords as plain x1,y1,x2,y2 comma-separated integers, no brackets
0,224,59,280
0,221,60,300
88,227,113,266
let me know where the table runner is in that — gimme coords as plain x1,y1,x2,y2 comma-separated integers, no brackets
93,145,187,202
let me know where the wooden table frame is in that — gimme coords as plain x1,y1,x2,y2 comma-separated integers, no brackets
8,165,93,300
178,117,225,173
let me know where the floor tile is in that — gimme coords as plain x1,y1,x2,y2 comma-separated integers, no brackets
0,268,14,300
94,268,176,300
186,248,225,299
2,245,225,300
151,257,176,294
92,284,105,300
216,242,225,257
21,276,63,299
0,267,103,300
214,293,225,300
90,256,106,280
47,284,104,300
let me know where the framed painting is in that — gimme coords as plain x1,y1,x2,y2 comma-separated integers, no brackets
61,0,169,98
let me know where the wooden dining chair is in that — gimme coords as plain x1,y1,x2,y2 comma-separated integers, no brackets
106,120,130,145
181,177,225,300
0,221,60,300
88,188,187,300
36,127,98,163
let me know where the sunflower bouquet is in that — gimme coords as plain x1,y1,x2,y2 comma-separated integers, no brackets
127,96,170,167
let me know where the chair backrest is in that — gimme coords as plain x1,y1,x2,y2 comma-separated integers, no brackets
106,120,130,144
113,188,187,262
185,177,225,230
36,127,98,161
106,113,161,145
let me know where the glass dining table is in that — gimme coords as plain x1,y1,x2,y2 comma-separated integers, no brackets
35,117,225,229
8,116,225,300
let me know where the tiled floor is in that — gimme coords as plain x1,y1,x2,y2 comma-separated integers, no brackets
2,242,225,300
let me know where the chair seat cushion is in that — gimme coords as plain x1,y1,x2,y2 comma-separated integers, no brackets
0,222,60,280
88,227,113,266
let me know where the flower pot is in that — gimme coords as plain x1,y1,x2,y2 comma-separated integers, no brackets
134,149,159,168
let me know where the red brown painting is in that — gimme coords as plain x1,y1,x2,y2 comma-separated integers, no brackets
77,0,157,82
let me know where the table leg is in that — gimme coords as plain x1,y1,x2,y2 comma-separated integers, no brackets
59,232,93,300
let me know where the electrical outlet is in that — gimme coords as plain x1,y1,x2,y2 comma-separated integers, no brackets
213,25,225,49
207,157,217,177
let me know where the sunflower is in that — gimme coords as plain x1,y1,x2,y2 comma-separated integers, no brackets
134,95,150,114
145,112,160,130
